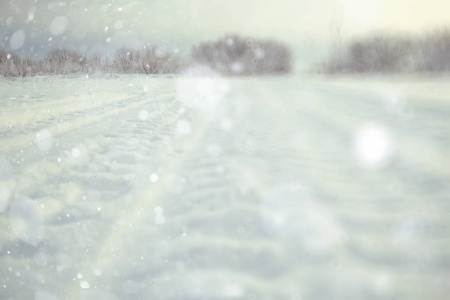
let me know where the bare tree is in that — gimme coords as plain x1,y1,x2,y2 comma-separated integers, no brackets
43,48,87,74
419,29,450,72
0,50,40,77
113,47,179,74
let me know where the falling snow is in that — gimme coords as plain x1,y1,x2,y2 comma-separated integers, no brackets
35,130,54,152
9,30,25,50
149,173,159,183
71,148,81,158
80,280,90,289
354,122,394,169
138,110,149,120
1,76,449,299
49,16,68,36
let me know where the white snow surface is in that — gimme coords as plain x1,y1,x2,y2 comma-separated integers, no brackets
0,75,450,299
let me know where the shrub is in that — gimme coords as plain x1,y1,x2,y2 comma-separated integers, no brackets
87,51,111,74
348,35,413,72
318,34,414,73
0,50,40,77
43,48,87,74
113,47,179,74
112,47,136,73
191,35,291,75
138,47,180,74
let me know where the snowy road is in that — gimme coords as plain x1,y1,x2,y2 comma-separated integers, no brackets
1,75,450,299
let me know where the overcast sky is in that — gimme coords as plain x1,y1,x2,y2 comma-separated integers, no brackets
1,0,450,69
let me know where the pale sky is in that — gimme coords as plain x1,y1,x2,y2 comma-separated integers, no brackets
1,0,450,69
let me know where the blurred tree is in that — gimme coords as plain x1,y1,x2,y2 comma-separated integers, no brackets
192,35,291,75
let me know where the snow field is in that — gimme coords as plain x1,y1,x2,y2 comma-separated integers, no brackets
0,75,450,299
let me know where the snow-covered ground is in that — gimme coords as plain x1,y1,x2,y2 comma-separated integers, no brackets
1,74,450,299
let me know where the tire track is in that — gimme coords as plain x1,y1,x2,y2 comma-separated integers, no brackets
1,76,449,300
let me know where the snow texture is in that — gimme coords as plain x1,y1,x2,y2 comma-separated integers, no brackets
0,75,449,299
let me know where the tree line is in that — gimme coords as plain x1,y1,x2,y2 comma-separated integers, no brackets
0,47,180,77
316,29,450,74
0,35,292,78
